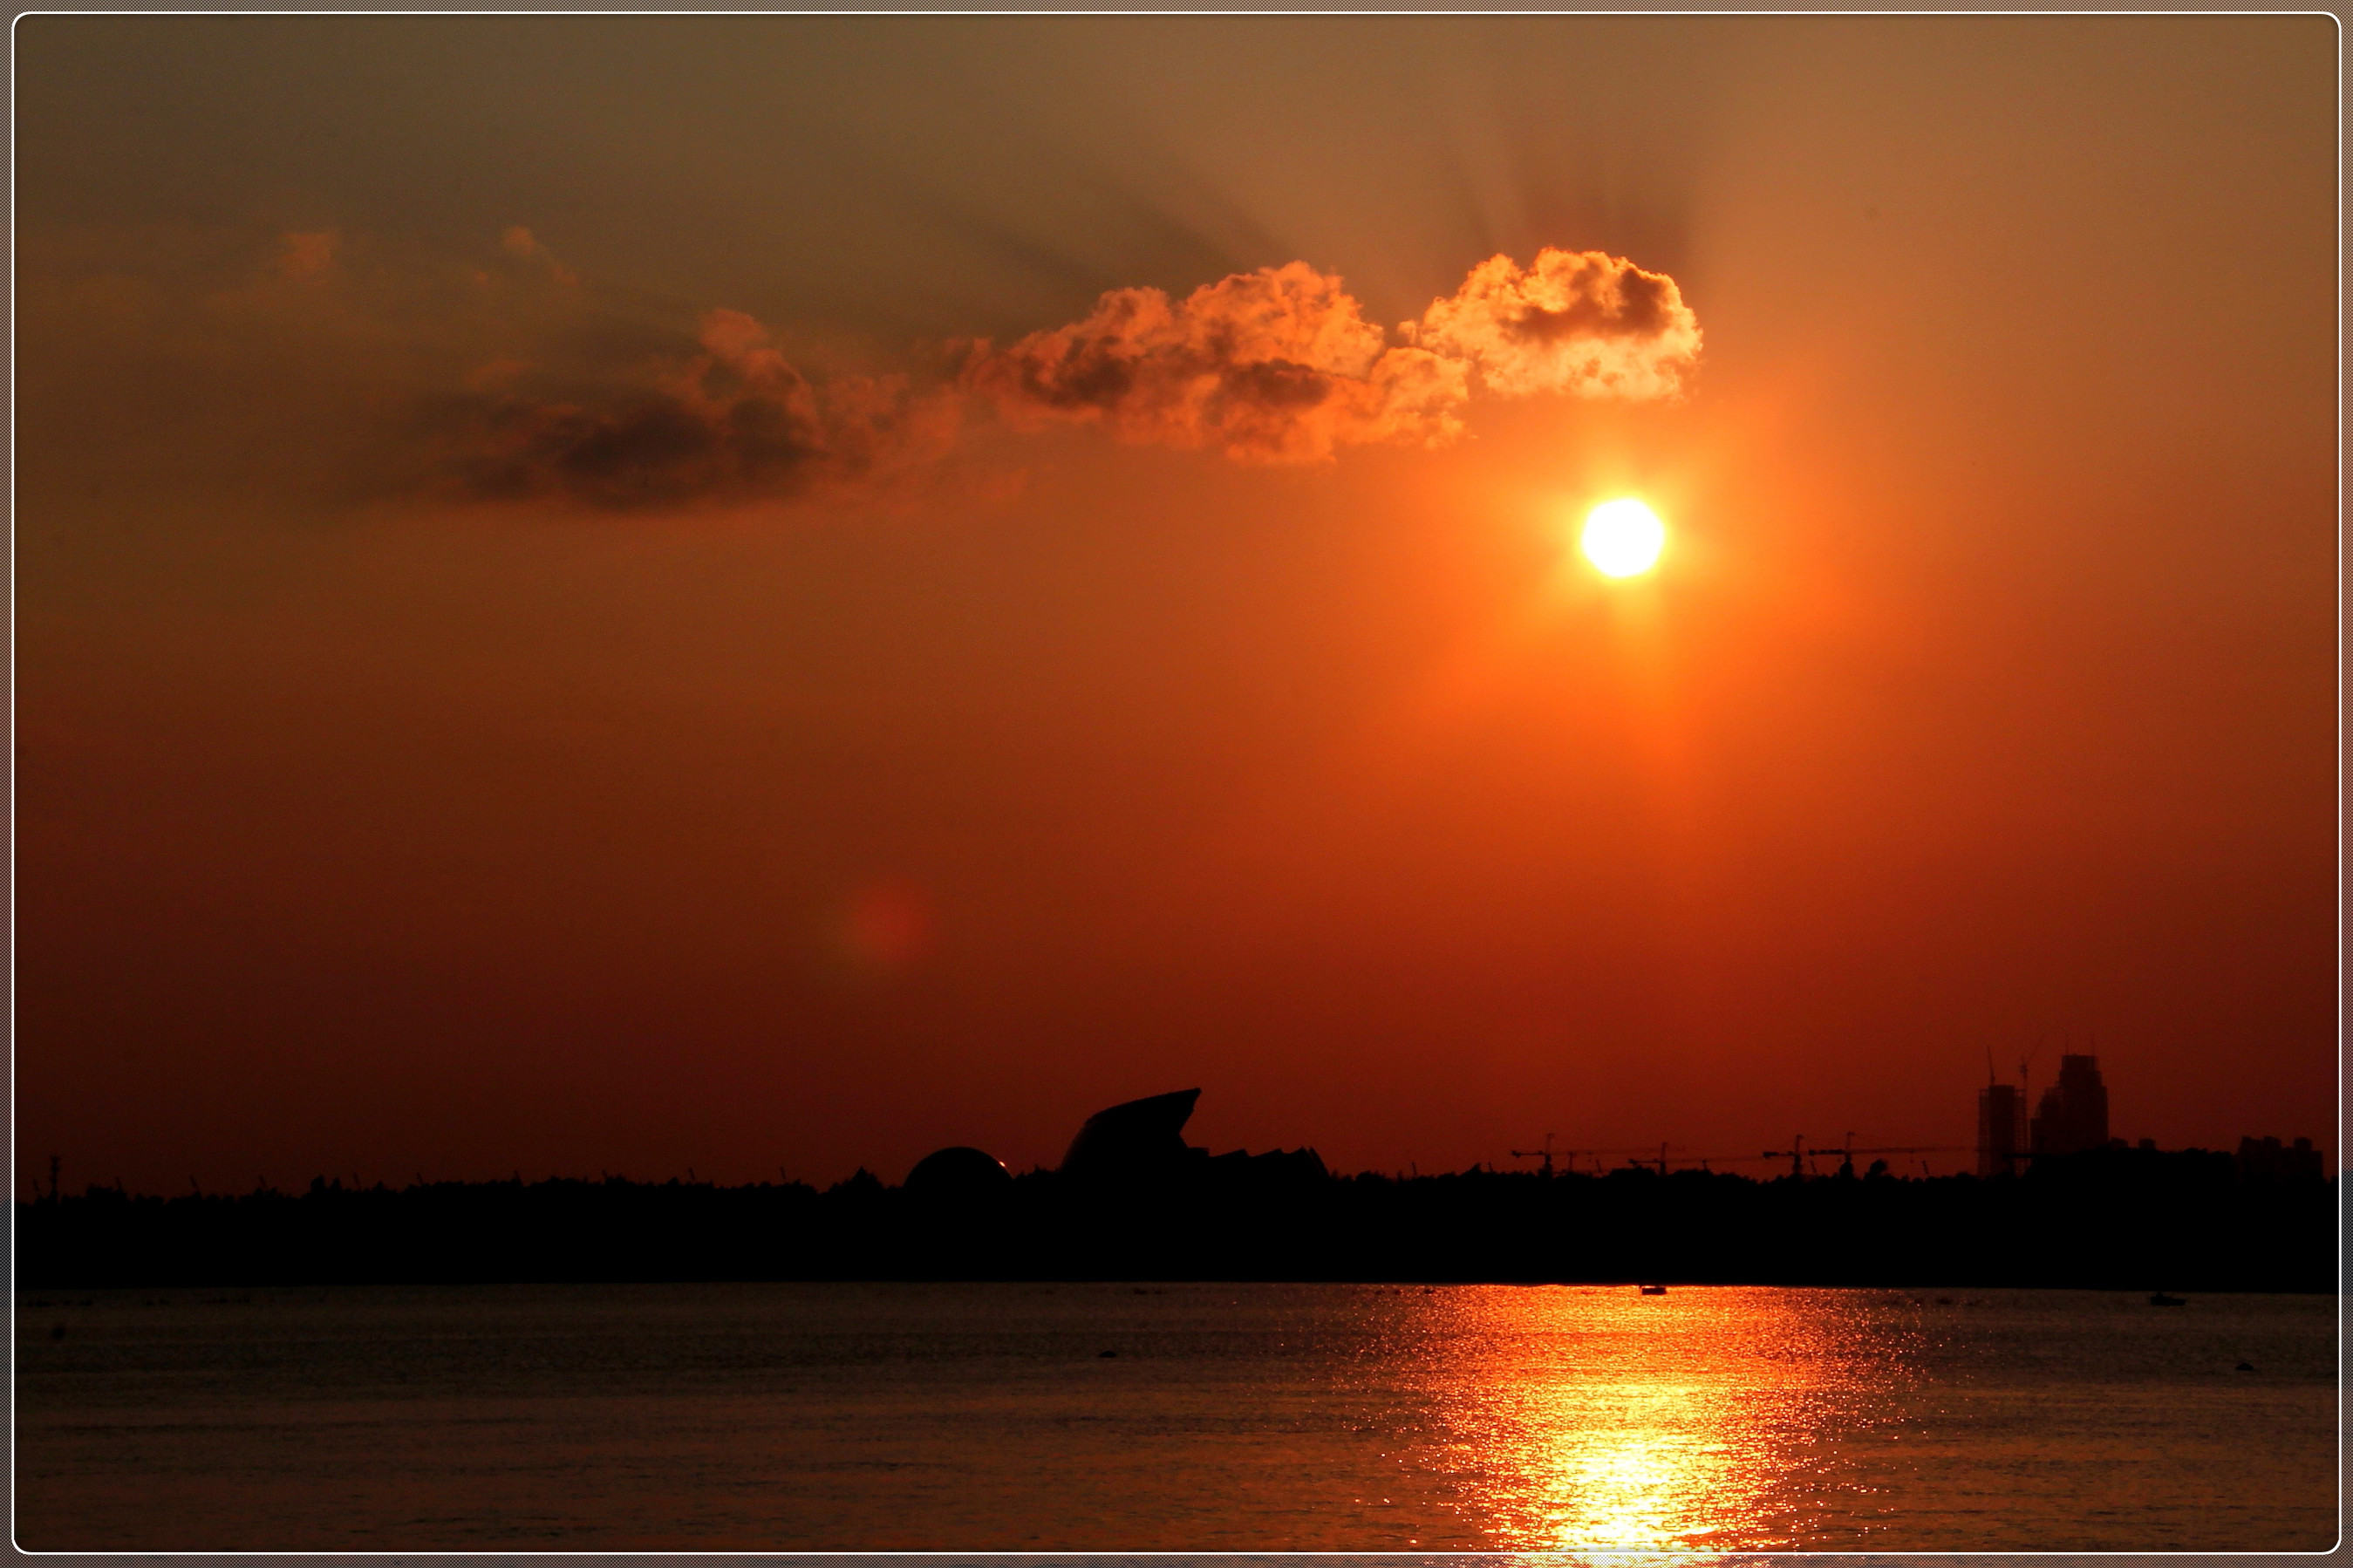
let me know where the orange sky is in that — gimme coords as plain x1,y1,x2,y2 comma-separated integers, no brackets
17,16,2336,1192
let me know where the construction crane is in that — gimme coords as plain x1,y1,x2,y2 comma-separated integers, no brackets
1508,1142,1698,1176
1582,1142,1687,1176
1763,1134,1971,1179
1826,1130,1972,1170
1668,1150,1788,1174
1508,1144,1635,1176
1628,1144,1788,1168
1509,1133,1559,1177
1840,1143,1971,1176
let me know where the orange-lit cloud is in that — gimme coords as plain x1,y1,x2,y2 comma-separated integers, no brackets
1409,249,1701,400
962,262,1470,463
963,249,1701,467
417,237,1702,502
495,224,577,289
275,229,340,283
47,228,1697,511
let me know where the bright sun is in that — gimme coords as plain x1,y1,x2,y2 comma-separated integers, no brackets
1579,498,1667,578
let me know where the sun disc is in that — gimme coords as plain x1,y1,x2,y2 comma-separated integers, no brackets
1580,499,1667,578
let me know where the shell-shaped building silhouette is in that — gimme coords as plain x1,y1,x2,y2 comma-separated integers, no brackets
1060,1088,1205,1181
903,1087,1327,1191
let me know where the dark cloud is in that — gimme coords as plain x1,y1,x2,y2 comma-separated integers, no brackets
434,306,959,510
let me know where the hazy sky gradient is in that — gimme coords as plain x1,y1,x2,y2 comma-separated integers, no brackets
18,16,2335,1191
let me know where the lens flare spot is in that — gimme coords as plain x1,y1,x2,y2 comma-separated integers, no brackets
834,878,934,974
1580,498,1667,578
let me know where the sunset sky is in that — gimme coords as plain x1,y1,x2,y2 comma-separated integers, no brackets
18,16,2336,1193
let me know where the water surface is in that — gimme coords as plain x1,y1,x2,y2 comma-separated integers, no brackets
15,1281,2336,1551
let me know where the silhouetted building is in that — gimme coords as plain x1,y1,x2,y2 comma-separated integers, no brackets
2236,1135,2324,1183
1977,1082,2024,1178
1058,1088,1330,1191
2030,1053,2109,1157
904,1146,1013,1196
1204,1145,1331,1189
1061,1089,1206,1182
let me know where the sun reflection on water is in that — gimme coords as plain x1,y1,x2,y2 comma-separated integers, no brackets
1400,1285,1914,1552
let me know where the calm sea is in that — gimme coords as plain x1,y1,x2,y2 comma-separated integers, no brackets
13,1281,2337,1551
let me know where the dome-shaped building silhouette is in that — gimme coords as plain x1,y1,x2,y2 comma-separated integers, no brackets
903,1145,1013,1196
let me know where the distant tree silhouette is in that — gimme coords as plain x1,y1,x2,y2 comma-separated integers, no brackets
17,1148,2330,1291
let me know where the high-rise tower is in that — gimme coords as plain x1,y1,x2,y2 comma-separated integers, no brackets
1976,1082,2024,1177
2029,1053,2110,1156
